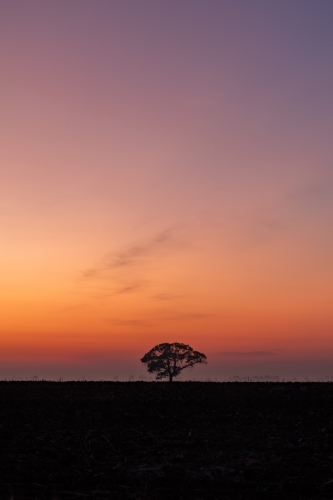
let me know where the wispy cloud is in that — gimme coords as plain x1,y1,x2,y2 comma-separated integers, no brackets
285,182,333,219
104,310,215,329
79,228,185,300
115,284,141,295
219,349,283,357
257,219,281,230
82,228,177,280
163,313,213,321
76,282,143,300
152,293,185,301
56,303,90,314
108,319,154,327
288,182,333,201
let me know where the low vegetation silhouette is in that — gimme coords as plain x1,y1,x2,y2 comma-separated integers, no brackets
140,342,207,382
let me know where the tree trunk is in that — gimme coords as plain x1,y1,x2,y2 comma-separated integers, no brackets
169,373,173,383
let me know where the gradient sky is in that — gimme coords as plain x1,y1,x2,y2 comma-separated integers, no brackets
1,0,333,380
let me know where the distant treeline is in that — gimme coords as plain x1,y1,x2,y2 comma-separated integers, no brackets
3,375,333,382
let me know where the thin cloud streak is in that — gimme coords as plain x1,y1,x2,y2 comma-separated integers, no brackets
163,313,212,321
288,183,333,201
105,310,215,328
78,228,187,301
219,350,284,357
152,293,185,301
77,282,143,301
109,319,154,327
82,228,178,280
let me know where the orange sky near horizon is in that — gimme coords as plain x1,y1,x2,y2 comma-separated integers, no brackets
1,1,333,380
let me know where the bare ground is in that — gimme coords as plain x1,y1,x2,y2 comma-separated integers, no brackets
1,381,333,499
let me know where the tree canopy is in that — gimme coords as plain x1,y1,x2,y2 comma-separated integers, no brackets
140,342,207,382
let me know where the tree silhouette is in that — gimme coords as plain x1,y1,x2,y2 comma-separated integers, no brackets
140,342,207,382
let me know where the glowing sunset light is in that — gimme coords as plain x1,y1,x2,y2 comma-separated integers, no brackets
1,1,333,380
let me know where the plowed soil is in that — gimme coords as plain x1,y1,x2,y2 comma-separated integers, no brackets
1,381,333,499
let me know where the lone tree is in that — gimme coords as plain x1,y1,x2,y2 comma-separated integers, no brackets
140,342,207,382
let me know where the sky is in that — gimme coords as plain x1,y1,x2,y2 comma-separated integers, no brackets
1,0,333,381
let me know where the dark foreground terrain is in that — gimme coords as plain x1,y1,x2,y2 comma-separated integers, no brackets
1,382,333,499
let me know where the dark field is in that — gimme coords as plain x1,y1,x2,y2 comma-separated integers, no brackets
1,382,333,499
